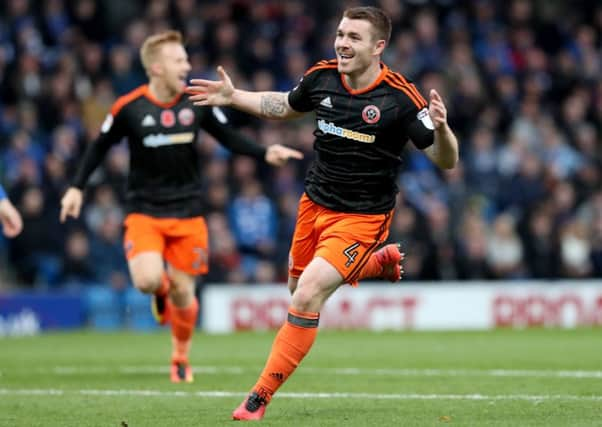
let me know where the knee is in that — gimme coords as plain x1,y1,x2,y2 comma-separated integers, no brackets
291,266,340,313
132,272,162,294
291,285,317,312
169,281,194,300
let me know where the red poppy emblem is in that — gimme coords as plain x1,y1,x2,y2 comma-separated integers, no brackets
160,110,176,127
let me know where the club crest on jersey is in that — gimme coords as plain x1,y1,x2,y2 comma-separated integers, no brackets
362,105,381,124
178,108,194,126
160,109,176,127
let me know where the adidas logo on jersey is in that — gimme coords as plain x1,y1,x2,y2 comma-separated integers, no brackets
320,96,333,108
141,114,156,127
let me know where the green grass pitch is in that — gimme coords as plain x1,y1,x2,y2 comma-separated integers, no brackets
0,328,601,426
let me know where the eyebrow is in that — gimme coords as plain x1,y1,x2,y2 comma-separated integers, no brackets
337,29,362,38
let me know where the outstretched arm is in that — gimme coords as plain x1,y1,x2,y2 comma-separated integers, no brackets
60,113,124,223
422,89,459,169
188,66,305,120
201,108,303,166
59,139,112,223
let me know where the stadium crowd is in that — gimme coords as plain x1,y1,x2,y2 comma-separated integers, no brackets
0,0,601,290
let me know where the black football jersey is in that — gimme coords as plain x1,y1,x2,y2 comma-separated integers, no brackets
72,85,266,218
288,59,434,214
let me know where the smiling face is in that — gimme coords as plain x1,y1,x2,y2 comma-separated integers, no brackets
154,42,191,94
334,17,385,77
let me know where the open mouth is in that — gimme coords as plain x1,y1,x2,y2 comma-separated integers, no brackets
338,52,354,62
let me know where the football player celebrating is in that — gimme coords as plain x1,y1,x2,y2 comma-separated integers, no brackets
188,6,458,420
60,30,302,383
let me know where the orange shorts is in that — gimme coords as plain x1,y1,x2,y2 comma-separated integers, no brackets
288,194,393,285
123,213,209,275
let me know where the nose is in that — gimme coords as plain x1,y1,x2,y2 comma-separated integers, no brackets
335,36,350,51
334,39,345,51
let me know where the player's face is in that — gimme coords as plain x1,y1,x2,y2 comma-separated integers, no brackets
334,18,383,76
156,42,191,93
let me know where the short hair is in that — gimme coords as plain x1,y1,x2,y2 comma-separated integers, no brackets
343,7,392,46
140,30,183,72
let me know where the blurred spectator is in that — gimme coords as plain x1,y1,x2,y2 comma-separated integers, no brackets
109,45,144,94
88,211,128,290
41,152,69,209
455,211,493,280
559,220,592,278
388,203,428,280
228,179,278,280
59,229,96,286
499,150,546,214
9,186,63,286
463,125,500,204
70,0,107,42
486,213,524,279
421,200,457,280
523,205,560,279
205,211,242,283
84,184,124,235
590,215,602,277
3,130,44,186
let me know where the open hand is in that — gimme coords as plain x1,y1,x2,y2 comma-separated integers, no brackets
187,66,234,107
60,187,83,223
0,199,23,238
265,144,304,167
428,89,447,130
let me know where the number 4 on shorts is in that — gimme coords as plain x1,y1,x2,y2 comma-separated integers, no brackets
343,243,360,267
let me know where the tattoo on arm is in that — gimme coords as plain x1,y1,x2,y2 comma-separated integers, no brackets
260,93,287,118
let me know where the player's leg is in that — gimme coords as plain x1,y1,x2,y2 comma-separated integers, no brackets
128,252,166,294
163,216,208,383
286,194,318,297
348,209,404,283
355,242,405,282
233,202,391,419
123,214,170,324
232,194,320,420
165,265,197,383
233,259,342,421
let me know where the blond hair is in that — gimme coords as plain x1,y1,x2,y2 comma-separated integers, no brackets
140,30,183,75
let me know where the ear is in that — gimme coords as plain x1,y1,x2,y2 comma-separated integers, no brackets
374,39,386,56
150,61,163,77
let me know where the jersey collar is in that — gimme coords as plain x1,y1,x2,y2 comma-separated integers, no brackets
340,62,389,95
143,84,183,108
